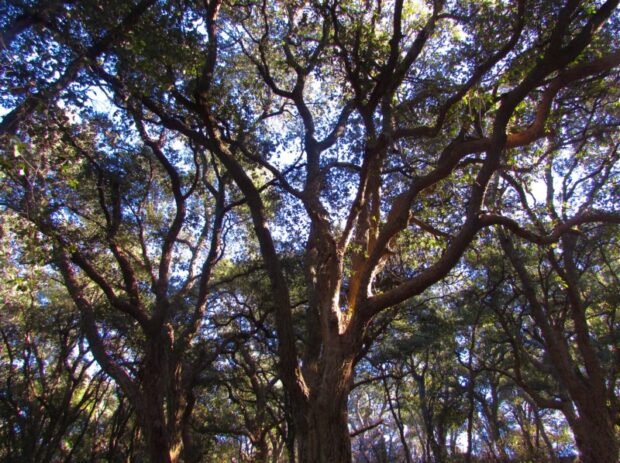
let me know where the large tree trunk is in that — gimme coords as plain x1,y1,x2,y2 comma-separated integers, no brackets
139,387,183,463
297,353,354,463
139,336,184,463
572,409,618,463
142,415,181,463
297,393,351,463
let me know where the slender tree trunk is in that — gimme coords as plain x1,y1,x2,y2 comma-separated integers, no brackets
284,408,297,463
181,398,202,463
465,388,475,463
531,405,558,463
380,370,412,463
253,437,270,463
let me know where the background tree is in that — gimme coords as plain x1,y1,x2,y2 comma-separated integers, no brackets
0,213,122,462
495,226,620,462
475,77,620,461
0,103,239,461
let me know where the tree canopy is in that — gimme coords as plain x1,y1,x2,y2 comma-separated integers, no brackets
1,0,619,462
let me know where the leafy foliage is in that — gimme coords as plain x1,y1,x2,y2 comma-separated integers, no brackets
1,0,620,462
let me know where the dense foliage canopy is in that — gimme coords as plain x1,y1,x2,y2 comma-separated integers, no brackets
1,0,619,462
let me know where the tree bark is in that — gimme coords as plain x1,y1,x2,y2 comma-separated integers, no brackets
572,411,618,463
139,335,184,463
138,388,184,463
297,396,351,463
297,353,354,463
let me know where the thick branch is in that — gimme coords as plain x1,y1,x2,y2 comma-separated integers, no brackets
55,250,140,402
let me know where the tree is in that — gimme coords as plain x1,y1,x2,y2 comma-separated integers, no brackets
495,227,620,462
0,215,116,462
2,0,620,461
190,276,292,463
474,80,620,461
453,221,620,461
365,301,468,463
0,108,238,461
